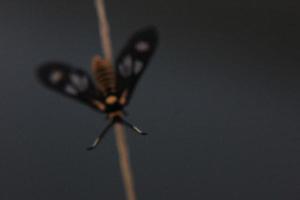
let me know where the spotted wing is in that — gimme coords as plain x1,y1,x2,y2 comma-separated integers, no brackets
115,26,159,105
36,62,104,111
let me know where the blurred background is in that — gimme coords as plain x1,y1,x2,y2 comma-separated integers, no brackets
0,0,299,199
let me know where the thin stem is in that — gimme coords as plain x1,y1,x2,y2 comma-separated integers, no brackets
94,1,137,200
114,123,137,200
94,0,113,61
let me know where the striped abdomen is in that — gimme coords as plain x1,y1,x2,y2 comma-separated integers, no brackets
91,55,116,96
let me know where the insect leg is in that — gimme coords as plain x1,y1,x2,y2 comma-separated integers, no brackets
122,119,148,136
86,122,114,151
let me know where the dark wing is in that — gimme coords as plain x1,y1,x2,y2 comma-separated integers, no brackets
36,62,105,112
115,26,159,105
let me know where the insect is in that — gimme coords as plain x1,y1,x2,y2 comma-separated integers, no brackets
36,27,158,150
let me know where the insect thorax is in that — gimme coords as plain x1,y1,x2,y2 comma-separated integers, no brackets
90,55,128,117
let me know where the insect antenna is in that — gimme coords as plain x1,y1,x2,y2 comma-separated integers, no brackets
122,119,148,136
86,121,114,151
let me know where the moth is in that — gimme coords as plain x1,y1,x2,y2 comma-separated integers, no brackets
37,27,158,150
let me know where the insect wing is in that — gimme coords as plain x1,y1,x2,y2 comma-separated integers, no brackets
37,62,104,111
115,26,159,105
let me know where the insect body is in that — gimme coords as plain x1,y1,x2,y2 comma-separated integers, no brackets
37,27,158,150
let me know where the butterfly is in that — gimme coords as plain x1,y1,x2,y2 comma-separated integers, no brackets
36,27,159,150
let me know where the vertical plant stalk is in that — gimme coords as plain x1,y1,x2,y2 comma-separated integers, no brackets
94,1,137,200
114,123,137,200
95,0,113,62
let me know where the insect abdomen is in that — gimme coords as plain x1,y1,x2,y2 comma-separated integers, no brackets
91,55,116,95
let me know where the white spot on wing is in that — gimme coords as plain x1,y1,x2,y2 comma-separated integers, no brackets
49,70,63,84
65,85,78,95
70,74,89,92
135,41,150,52
118,64,131,77
134,60,143,74
124,55,132,67
119,55,132,77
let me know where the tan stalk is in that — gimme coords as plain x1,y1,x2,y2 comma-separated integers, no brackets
94,1,137,200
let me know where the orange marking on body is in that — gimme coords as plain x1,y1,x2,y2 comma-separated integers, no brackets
119,90,128,105
105,95,117,105
93,100,106,111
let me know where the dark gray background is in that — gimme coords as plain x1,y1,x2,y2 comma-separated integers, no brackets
0,0,300,199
